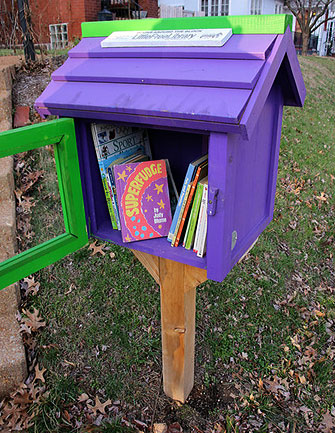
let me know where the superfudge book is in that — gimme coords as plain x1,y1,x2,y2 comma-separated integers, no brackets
114,160,172,243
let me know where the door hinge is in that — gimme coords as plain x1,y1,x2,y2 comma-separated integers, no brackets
207,187,219,216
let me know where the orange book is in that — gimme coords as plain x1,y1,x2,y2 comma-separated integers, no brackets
173,159,208,247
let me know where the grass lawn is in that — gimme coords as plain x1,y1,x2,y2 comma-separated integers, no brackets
4,55,335,432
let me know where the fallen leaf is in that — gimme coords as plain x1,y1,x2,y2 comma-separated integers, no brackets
134,419,148,429
314,309,325,317
63,359,76,367
154,424,168,433
109,252,116,259
33,364,46,383
258,377,263,391
22,307,46,332
87,396,111,415
12,389,31,406
88,241,105,256
78,393,89,402
264,376,284,394
167,422,183,433
290,335,301,351
65,283,75,295
299,375,307,384
19,323,32,335
63,410,71,423
320,410,335,433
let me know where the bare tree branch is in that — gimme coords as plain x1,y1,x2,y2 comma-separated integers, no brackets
310,14,335,32
285,0,335,54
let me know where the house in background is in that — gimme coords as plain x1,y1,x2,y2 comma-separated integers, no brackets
0,0,158,50
314,3,335,56
159,0,335,56
29,0,158,48
158,0,287,20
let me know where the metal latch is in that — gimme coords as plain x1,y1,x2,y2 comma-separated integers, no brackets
207,186,219,216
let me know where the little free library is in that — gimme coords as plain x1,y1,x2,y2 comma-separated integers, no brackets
0,14,305,402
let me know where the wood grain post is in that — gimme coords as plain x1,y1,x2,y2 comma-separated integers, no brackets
132,250,206,402
160,258,195,402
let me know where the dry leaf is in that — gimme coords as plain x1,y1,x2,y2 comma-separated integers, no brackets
290,335,301,351
316,192,328,202
19,323,32,335
65,283,75,295
33,364,46,383
109,252,115,259
258,377,263,390
78,393,89,402
314,309,325,317
134,419,148,429
299,375,307,384
154,424,168,433
63,360,75,367
264,376,284,394
88,241,105,256
87,396,111,415
22,307,46,332
321,410,335,433
167,422,183,433
63,409,71,423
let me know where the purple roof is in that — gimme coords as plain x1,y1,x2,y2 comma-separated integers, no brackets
35,28,305,138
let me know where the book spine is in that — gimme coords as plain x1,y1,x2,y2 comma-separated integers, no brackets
107,167,121,230
171,183,191,247
193,184,207,253
174,165,202,248
182,213,191,248
167,163,195,242
197,185,208,258
184,182,203,250
91,123,118,229
102,169,118,229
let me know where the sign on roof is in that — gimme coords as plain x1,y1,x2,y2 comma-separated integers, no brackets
101,28,232,48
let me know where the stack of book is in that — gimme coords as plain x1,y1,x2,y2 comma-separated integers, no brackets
168,155,208,258
91,122,179,239
91,123,152,230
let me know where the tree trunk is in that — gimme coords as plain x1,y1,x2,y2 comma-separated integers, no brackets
18,0,36,62
302,31,310,56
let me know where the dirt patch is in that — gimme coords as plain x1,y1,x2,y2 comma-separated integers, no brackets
12,55,67,122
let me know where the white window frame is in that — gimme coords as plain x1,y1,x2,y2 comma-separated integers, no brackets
250,0,262,15
49,23,68,50
200,0,229,16
275,2,283,14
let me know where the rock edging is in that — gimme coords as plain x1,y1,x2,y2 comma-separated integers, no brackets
0,60,27,398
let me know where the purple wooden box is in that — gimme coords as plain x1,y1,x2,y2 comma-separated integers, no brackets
35,27,305,282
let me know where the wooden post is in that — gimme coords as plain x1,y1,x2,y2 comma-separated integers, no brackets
132,250,207,402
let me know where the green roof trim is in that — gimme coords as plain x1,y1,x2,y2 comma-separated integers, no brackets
81,14,293,38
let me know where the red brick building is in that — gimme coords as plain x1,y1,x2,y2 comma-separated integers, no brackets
0,0,158,48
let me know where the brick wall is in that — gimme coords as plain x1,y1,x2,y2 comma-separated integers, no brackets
0,0,158,47
28,0,100,45
139,0,158,17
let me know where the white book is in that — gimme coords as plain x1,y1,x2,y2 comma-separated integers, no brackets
193,181,208,254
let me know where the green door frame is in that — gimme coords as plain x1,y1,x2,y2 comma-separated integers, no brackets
0,118,88,290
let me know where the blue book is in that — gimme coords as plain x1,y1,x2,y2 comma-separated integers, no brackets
167,154,208,243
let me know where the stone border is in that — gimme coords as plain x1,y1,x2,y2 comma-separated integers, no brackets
0,60,27,398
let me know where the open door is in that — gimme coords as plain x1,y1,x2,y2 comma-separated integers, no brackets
0,118,88,290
